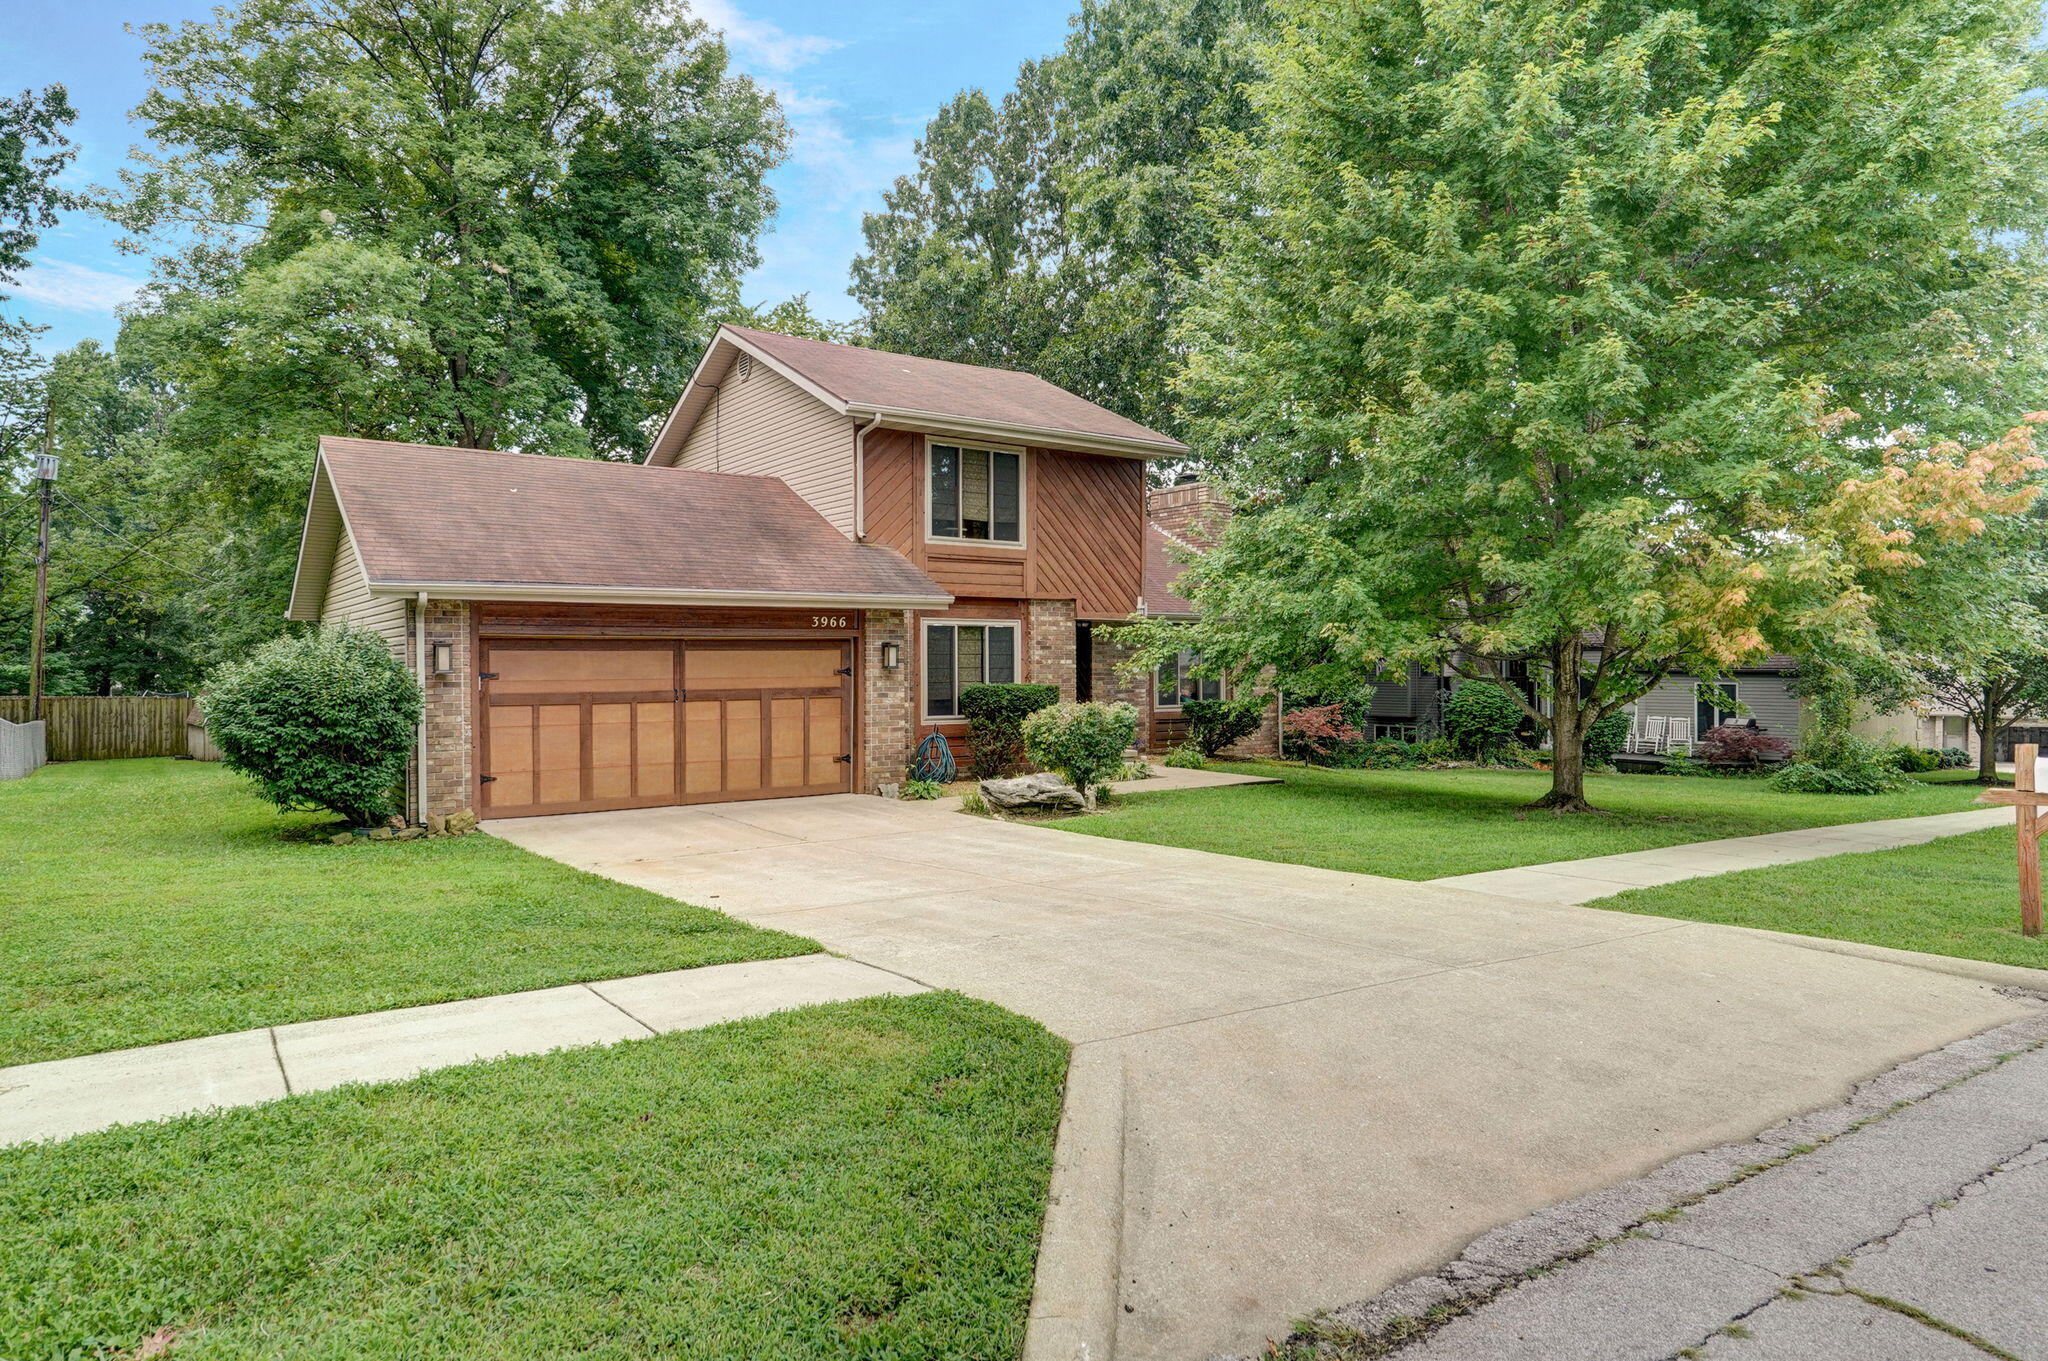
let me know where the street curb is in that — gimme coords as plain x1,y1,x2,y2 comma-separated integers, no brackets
1717,925,2048,993
1023,1043,1128,1361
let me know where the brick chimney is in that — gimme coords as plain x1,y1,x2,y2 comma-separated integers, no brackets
1146,477,1229,547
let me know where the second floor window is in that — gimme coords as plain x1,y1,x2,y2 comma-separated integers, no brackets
930,443,1022,543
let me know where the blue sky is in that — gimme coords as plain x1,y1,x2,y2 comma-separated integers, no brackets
1,0,1077,353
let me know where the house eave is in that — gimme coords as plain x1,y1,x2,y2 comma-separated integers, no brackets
364,580,956,611
850,404,1187,460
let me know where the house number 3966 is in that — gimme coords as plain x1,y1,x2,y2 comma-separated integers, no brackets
811,615,849,628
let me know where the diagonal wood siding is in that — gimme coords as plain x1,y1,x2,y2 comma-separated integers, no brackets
0,696,189,761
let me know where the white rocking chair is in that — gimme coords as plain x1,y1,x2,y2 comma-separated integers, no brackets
1665,718,1696,755
1634,716,1670,753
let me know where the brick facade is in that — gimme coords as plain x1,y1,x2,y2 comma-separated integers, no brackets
1145,480,1229,546
420,599,474,822
861,609,914,794
1091,628,1157,750
1027,598,1079,701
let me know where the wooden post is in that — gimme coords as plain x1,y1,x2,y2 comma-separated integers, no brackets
2019,744,2042,938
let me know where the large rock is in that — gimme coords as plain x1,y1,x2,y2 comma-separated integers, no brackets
980,772,1086,811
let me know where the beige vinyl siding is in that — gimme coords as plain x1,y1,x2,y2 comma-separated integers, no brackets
321,532,410,659
1635,673,1805,745
675,360,856,535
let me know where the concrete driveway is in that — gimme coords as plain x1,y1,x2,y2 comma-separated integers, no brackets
489,795,2043,1361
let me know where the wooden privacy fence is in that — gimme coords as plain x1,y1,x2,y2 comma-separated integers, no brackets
0,696,190,761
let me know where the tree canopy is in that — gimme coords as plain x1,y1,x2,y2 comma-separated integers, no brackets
851,0,1266,436
1138,0,2048,809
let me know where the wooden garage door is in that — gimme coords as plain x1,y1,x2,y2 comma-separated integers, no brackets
480,639,851,818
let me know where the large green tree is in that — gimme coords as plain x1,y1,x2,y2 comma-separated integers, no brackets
1147,0,2048,810
96,0,787,645
852,0,1265,435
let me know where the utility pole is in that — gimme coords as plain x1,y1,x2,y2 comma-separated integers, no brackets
27,408,57,723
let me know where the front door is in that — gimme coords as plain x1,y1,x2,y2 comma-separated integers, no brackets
479,638,852,818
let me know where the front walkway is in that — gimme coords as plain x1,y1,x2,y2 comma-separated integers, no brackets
488,794,2048,1361
1433,807,2008,905
0,955,919,1146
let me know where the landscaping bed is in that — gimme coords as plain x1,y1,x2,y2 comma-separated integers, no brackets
1056,762,1991,880
0,760,814,1065
0,992,1066,1361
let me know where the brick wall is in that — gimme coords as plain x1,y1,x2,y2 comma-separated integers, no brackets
421,599,473,822
1091,628,1156,750
861,610,913,793
1145,481,1229,546
1027,598,1079,701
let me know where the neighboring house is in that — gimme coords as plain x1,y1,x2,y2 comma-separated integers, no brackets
287,325,1274,824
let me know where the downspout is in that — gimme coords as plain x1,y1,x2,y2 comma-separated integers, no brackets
416,591,429,826
853,411,883,540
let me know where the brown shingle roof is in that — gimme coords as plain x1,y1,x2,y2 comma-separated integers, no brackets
317,436,949,606
648,326,1187,465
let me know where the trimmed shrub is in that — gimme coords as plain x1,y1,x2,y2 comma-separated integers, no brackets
1940,746,1972,769
1695,724,1792,771
960,682,1061,779
1163,743,1207,769
1021,701,1139,799
1770,732,1907,794
1180,696,1263,757
1887,743,1943,774
1441,681,1523,759
203,625,422,826
1582,711,1633,767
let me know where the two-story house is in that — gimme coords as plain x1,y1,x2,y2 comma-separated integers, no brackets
286,325,1272,823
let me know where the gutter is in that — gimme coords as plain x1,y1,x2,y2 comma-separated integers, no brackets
854,411,883,540
366,581,954,610
415,590,429,826
844,404,1187,461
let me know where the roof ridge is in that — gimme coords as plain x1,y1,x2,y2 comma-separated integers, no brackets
723,324,1044,382
319,435,780,481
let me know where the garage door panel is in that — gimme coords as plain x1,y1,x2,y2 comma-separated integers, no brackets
683,700,724,793
492,647,675,694
770,697,805,788
635,703,676,798
535,705,584,805
725,699,763,791
808,697,844,786
686,644,843,691
590,703,633,800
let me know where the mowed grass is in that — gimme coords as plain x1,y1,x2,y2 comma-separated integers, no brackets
1591,825,2048,970
0,993,1068,1361
0,759,814,1065
1062,762,1992,880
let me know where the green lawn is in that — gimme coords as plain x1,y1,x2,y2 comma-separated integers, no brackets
1063,762,1991,880
0,759,815,1066
1589,826,2048,970
0,992,1067,1361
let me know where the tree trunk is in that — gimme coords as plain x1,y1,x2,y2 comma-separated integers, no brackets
1527,644,1595,813
1977,687,2001,783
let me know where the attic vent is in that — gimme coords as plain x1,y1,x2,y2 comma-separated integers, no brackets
736,353,753,381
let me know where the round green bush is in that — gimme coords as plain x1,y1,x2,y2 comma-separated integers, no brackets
203,625,422,826
1582,711,1632,766
1180,696,1264,757
960,682,1061,779
1441,681,1524,759
1021,700,1139,799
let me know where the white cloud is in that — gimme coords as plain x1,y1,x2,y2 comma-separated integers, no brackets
693,0,841,74
10,258,145,313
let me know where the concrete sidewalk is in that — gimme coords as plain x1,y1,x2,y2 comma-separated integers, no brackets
1433,807,2009,905
1294,1011,2048,1361
0,954,921,1146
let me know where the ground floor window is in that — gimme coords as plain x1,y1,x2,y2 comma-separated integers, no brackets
1696,682,1739,734
924,620,1019,718
1155,649,1223,709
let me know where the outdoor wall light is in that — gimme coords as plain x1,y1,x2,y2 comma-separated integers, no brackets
432,641,454,675
880,641,902,670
